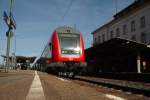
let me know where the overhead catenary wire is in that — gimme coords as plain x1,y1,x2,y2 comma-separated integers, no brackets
115,0,118,14
61,0,74,22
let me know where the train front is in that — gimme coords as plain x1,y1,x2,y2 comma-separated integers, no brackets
51,26,86,76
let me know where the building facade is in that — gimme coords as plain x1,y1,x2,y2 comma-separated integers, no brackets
92,0,150,46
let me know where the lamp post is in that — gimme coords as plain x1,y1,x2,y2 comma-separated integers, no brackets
5,29,13,72
3,0,16,72
3,12,15,72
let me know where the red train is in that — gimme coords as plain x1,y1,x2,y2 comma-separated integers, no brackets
40,26,86,76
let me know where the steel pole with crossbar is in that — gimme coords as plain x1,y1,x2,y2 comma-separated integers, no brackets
5,29,12,72
3,0,16,72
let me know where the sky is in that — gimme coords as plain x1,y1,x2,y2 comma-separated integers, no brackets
0,0,135,61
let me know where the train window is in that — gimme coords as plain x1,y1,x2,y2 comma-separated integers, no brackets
59,33,79,38
58,33,80,55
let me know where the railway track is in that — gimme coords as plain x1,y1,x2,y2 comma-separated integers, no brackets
75,76,150,97
60,75,150,97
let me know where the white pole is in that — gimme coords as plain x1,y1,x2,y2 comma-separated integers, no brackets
137,53,141,73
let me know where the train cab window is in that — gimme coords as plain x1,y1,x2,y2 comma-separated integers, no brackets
58,33,80,55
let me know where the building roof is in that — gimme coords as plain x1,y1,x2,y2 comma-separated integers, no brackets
91,0,150,35
114,0,150,19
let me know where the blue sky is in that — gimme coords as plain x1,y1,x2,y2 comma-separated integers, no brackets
0,0,134,60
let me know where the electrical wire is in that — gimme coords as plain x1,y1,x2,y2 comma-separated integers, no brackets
61,0,74,22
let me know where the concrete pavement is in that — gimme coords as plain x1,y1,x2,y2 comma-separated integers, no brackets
0,70,149,100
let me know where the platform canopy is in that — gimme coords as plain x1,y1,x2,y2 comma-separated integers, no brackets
85,38,150,73
86,38,150,56
1,55,36,63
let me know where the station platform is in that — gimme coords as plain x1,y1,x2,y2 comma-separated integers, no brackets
0,70,149,100
0,70,34,100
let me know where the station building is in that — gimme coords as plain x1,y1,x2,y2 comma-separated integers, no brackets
92,0,150,46
85,0,150,74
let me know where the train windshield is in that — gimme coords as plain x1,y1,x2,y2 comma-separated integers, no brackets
58,33,80,55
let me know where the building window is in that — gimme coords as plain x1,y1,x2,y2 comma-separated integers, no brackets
141,32,147,43
110,30,114,39
140,16,146,28
98,36,101,43
131,20,135,32
123,24,127,35
131,35,136,41
102,34,105,42
116,28,120,37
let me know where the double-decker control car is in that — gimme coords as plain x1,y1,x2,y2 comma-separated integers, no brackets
40,26,86,77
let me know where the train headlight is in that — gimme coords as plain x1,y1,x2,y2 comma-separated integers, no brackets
74,47,80,53
61,50,66,54
61,50,64,53
61,50,68,54
74,47,80,51
74,50,79,54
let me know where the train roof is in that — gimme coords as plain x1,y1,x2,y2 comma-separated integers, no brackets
55,26,80,34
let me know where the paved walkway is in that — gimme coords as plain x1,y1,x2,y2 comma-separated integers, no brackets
26,71,45,100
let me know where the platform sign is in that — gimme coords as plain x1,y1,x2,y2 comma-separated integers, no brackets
3,11,10,27
9,13,16,29
3,11,16,30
